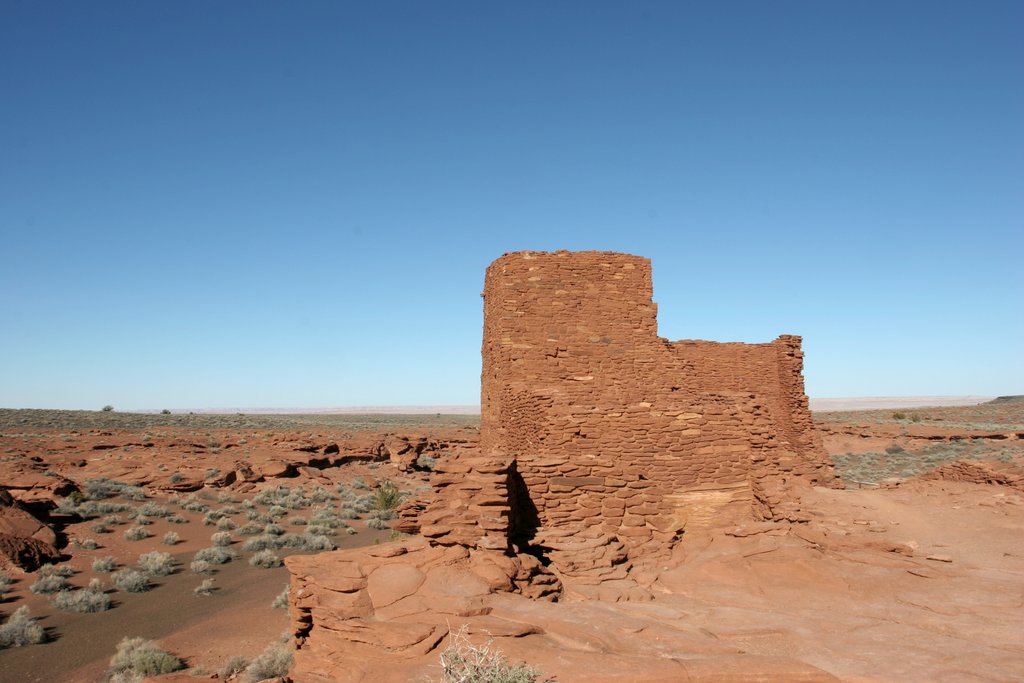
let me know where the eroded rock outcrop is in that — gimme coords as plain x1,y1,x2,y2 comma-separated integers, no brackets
0,488,60,571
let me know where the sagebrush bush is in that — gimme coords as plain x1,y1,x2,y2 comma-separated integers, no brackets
120,486,146,502
137,551,175,576
194,546,234,565
39,563,75,578
112,569,151,593
52,583,112,613
0,606,46,648
216,516,237,531
91,522,112,534
366,517,389,530
167,513,188,524
93,556,118,573
203,510,224,526
194,579,216,596
238,522,262,535
211,531,233,547
306,524,337,537
83,478,119,500
30,573,69,595
139,502,169,518
245,641,293,682
162,531,181,546
220,655,249,678
249,550,282,569
302,533,335,551
0,572,11,596
123,526,150,541
264,522,284,536
108,636,183,677
243,535,277,552
271,585,289,609
190,559,214,575
76,537,100,550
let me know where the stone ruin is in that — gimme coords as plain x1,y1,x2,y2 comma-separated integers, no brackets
286,251,837,679
401,250,833,580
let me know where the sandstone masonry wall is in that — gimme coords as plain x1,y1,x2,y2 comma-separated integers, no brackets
481,251,834,563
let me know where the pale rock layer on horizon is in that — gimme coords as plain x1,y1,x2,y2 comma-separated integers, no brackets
133,397,1001,414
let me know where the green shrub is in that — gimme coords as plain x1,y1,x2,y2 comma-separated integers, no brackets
372,480,403,511
0,606,46,648
108,636,183,677
245,641,293,682
102,405,114,412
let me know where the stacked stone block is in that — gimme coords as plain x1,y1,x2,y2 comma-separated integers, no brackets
480,250,835,569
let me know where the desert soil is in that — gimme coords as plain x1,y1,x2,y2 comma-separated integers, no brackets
1,402,1022,682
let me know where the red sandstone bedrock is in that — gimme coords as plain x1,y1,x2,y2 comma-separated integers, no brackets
285,475,1024,683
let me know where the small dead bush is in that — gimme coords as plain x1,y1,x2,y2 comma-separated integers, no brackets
437,626,545,683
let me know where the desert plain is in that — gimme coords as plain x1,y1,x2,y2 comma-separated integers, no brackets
0,399,1021,683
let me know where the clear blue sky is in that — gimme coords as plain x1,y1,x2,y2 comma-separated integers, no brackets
1,2,1021,410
